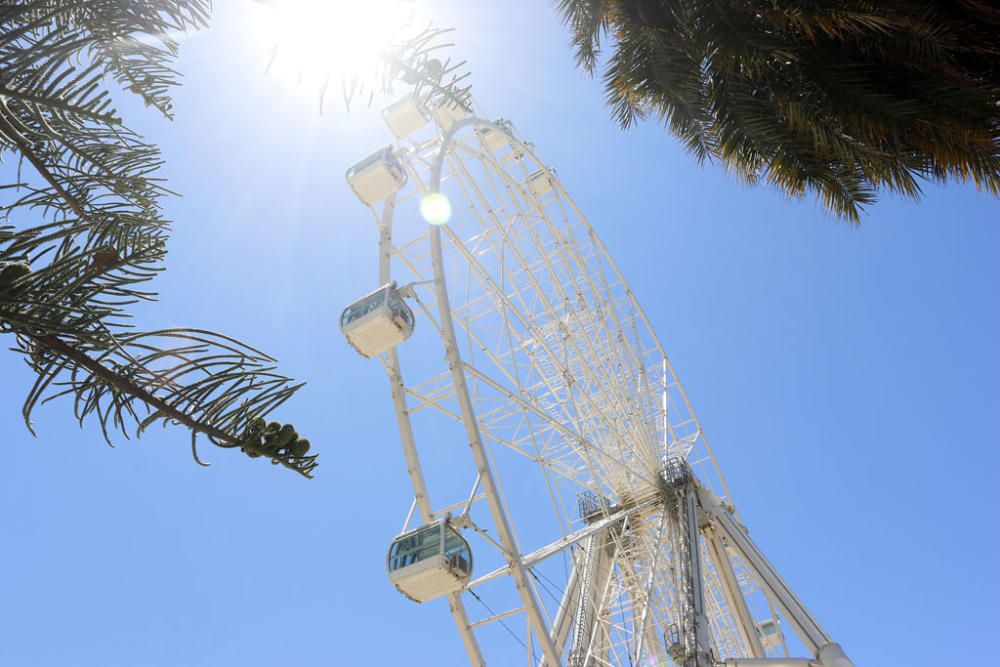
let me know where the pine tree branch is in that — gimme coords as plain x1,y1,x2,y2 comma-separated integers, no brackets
24,332,314,478
0,82,120,125
0,110,88,220
1,2,315,477
29,332,236,442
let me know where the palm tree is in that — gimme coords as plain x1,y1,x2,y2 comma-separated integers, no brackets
0,1,316,476
557,0,1000,221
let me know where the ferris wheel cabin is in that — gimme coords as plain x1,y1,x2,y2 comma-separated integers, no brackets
433,98,470,131
387,521,472,603
382,94,430,139
527,167,556,196
345,146,407,206
755,618,786,650
476,118,516,152
340,283,415,358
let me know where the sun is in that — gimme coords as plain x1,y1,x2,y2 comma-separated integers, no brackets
250,0,415,89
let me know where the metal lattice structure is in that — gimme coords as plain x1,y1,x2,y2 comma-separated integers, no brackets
342,91,854,667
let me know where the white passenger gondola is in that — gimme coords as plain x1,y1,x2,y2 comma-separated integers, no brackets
387,520,472,603
476,118,515,153
527,167,556,196
382,94,430,139
340,283,415,358
755,618,785,650
345,146,407,206
433,98,469,131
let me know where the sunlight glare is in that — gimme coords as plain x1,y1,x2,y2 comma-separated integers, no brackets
252,0,414,88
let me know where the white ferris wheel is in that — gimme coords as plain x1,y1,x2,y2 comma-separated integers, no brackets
338,84,855,667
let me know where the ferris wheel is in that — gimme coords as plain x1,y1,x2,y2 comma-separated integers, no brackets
338,90,854,667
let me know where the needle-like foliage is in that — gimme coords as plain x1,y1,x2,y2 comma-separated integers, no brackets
557,0,1000,221
0,1,317,477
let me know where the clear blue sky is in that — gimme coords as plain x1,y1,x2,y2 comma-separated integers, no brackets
1,1,997,665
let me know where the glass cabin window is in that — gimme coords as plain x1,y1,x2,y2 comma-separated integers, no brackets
347,147,393,179
341,289,388,328
443,526,471,574
387,289,414,328
388,525,439,572
387,523,471,574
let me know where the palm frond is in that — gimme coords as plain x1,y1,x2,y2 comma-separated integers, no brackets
557,0,1000,220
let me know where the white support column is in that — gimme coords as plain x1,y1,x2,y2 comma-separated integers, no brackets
697,486,854,667
582,536,619,667
629,510,670,666
683,487,715,665
567,533,607,666
590,540,614,667
546,554,581,657
702,522,765,658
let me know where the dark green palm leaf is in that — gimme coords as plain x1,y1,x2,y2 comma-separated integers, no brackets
558,0,1000,221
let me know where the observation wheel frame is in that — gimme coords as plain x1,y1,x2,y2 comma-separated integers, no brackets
345,97,853,667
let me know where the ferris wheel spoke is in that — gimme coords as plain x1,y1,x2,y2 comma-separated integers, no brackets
438,236,664,496
426,217,563,664
459,362,659,489
510,172,661,430
442,152,660,446
440,170,660,480
625,508,669,663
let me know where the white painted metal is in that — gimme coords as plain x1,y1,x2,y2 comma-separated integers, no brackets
545,557,581,655
345,85,852,665
428,212,562,665
704,522,766,657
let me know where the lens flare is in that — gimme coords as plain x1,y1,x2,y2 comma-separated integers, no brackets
420,192,452,225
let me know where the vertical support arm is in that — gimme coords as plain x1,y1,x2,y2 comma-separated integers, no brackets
702,522,766,658
696,486,854,667
684,486,716,664
378,197,485,666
